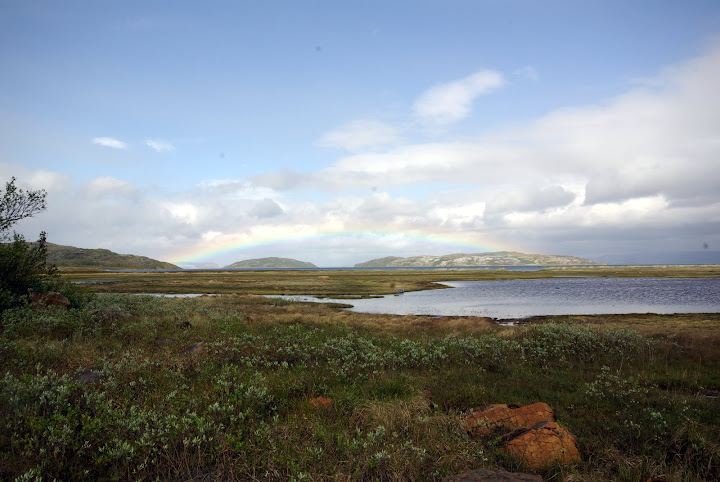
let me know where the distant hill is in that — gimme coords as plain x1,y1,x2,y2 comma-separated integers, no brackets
354,251,604,268
46,243,180,270
223,257,317,269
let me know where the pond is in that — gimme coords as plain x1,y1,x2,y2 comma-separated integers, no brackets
276,277,720,319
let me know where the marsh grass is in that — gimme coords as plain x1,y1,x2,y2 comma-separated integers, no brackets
61,265,720,296
0,288,718,480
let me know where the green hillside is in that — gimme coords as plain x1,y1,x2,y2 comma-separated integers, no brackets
46,243,179,270
224,257,317,269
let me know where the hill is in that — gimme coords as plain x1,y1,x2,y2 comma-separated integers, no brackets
46,243,180,270
354,251,604,268
223,257,317,269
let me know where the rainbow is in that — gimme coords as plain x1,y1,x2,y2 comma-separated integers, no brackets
167,224,527,266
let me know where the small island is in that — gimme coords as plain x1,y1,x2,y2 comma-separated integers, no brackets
223,257,317,269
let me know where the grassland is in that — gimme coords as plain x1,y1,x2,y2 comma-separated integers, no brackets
0,266,718,480
60,264,720,296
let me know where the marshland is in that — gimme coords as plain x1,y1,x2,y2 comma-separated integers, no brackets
1,266,718,480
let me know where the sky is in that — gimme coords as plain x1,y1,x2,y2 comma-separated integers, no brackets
2,0,720,267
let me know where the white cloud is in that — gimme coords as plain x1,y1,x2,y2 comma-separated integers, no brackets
162,202,199,224
92,137,127,149
145,139,175,152
317,120,401,151
413,69,505,125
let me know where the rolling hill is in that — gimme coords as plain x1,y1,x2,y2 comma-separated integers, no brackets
46,243,180,270
223,257,317,269
354,251,604,268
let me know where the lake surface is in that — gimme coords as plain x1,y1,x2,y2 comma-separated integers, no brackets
278,277,720,319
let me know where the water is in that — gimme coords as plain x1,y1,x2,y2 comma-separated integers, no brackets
277,277,720,319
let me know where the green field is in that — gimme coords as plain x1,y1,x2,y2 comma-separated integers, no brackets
0,267,718,480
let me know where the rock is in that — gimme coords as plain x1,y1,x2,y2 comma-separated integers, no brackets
500,421,581,470
309,396,333,408
466,402,554,438
443,468,543,481
465,402,580,470
72,366,103,384
30,291,70,309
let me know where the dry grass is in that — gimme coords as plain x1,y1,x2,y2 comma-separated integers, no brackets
59,265,720,296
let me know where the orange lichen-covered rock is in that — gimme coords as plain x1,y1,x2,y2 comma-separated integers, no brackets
500,421,581,470
466,402,555,437
309,396,333,408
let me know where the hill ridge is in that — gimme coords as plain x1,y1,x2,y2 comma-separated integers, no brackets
355,251,604,268
46,243,180,270
223,257,317,269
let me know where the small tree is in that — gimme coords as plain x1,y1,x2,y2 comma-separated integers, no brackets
0,177,57,310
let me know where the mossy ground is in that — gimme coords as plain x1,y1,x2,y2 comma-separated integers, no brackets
0,268,718,480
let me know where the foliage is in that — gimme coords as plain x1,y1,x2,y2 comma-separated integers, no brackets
0,232,57,310
0,177,46,236
0,293,717,480
0,178,57,311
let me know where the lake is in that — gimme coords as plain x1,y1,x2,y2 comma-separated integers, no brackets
277,277,720,319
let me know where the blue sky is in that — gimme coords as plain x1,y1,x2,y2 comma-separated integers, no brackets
2,1,720,266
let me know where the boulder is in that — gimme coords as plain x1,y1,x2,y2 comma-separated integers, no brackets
500,421,581,470
443,468,543,481
466,402,554,437
30,291,70,309
465,402,580,470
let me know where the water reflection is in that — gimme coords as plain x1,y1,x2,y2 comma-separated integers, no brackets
275,277,720,319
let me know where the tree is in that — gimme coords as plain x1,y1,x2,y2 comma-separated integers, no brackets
0,177,47,237
0,178,56,310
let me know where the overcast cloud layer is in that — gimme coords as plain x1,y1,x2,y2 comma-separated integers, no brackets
4,41,720,266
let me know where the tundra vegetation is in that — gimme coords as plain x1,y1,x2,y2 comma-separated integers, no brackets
0,266,718,481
